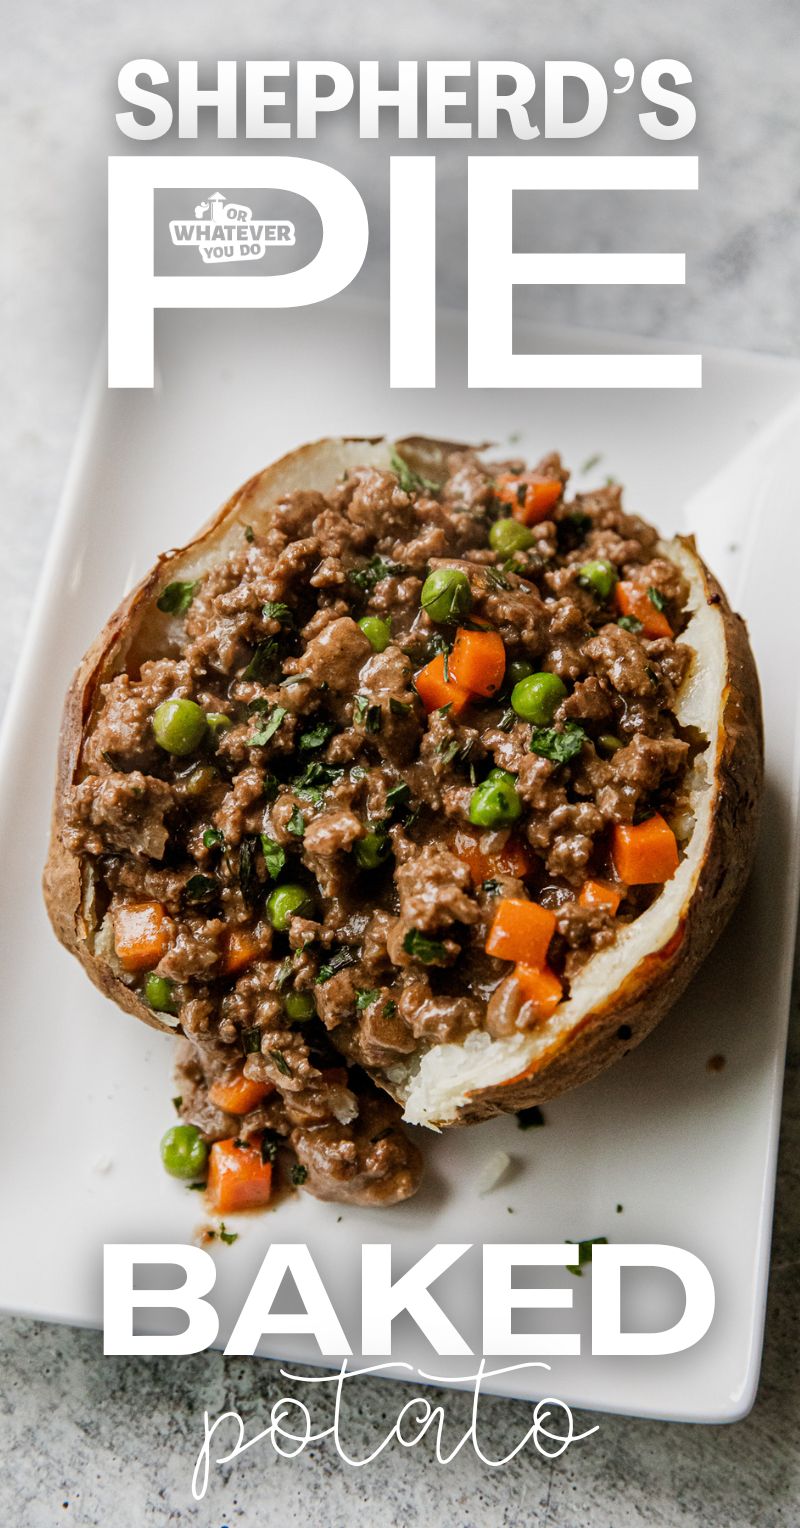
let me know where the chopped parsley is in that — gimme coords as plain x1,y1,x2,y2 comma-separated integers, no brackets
244,525,255,543
389,448,439,496
497,707,516,733
517,1106,546,1129
316,948,358,984
183,873,217,903
291,759,344,804
353,695,382,733
202,826,225,849
218,1224,238,1245
286,806,305,838
299,718,335,751
157,580,198,615
356,988,380,1010
242,1027,262,1055
263,600,294,625
647,586,666,612
482,879,502,896
529,721,586,765
172,1095,183,1112
243,639,280,683
580,453,603,474
268,1049,291,1077
402,928,448,965
389,697,412,716
250,704,287,746
383,999,398,1018
384,781,411,817
348,554,406,594
484,566,510,591
291,1163,309,1186
261,1132,280,1163
617,615,643,633
260,835,285,881
565,1236,608,1276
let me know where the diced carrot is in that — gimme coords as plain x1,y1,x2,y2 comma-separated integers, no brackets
414,653,471,716
486,897,556,967
113,901,173,973
495,473,563,526
224,927,261,976
453,827,534,884
615,581,673,639
206,1137,273,1214
513,963,563,1019
450,627,506,697
612,814,679,885
579,879,622,916
209,1072,274,1115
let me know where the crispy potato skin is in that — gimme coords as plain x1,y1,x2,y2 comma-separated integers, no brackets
43,442,764,1114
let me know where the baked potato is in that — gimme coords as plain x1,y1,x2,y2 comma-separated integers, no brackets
44,436,763,1153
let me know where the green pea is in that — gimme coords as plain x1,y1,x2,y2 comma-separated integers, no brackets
160,1124,207,1181
469,775,522,828
358,616,392,653
511,672,567,726
179,764,219,799
577,559,618,600
420,567,473,624
507,658,534,689
266,883,314,932
153,697,208,756
206,712,232,740
354,830,391,870
144,972,178,1016
489,518,536,556
597,733,624,756
285,991,316,1022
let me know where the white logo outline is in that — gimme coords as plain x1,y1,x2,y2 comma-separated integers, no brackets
169,191,296,264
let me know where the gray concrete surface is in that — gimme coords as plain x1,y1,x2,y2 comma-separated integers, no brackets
1,1,799,1522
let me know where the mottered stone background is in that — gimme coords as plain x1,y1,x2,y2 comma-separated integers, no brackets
1,0,798,1523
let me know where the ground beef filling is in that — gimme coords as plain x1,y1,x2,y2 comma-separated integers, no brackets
68,449,697,1205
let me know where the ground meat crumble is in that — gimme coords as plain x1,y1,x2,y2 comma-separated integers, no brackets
67,446,699,1208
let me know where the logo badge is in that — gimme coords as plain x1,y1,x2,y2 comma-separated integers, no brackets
169,192,296,264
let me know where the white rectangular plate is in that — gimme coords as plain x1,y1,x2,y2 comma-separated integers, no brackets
2,304,799,1422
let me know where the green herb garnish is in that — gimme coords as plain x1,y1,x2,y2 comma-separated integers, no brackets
354,695,382,733
286,806,305,838
356,988,380,1010
157,580,198,615
183,873,217,903
238,837,261,906
242,1027,262,1055
260,836,286,881
617,615,643,633
316,948,358,984
218,1224,238,1245
529,722,586,765
647,586,666,612
291,1163,309,1186
402,928,448,964
390,449,439,496
299,719,335,751
250,704,287,747
263,600,294,625
261,1132,280,1163
243,640,280,684
203,827,225,850
565,1236,608,1276
269,1049,291,1077
348,554,406,595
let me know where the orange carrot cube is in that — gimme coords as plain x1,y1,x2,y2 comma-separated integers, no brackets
206,1137,273,1214
612,814,679,885
485,897,556,967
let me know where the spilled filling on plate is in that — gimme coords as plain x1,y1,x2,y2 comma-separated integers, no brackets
66,447,700,1210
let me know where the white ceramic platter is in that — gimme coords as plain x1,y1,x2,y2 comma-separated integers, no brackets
1,303,798,1422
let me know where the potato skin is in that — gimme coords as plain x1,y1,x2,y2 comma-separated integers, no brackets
42,442,764,1115
445,553,763,1125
